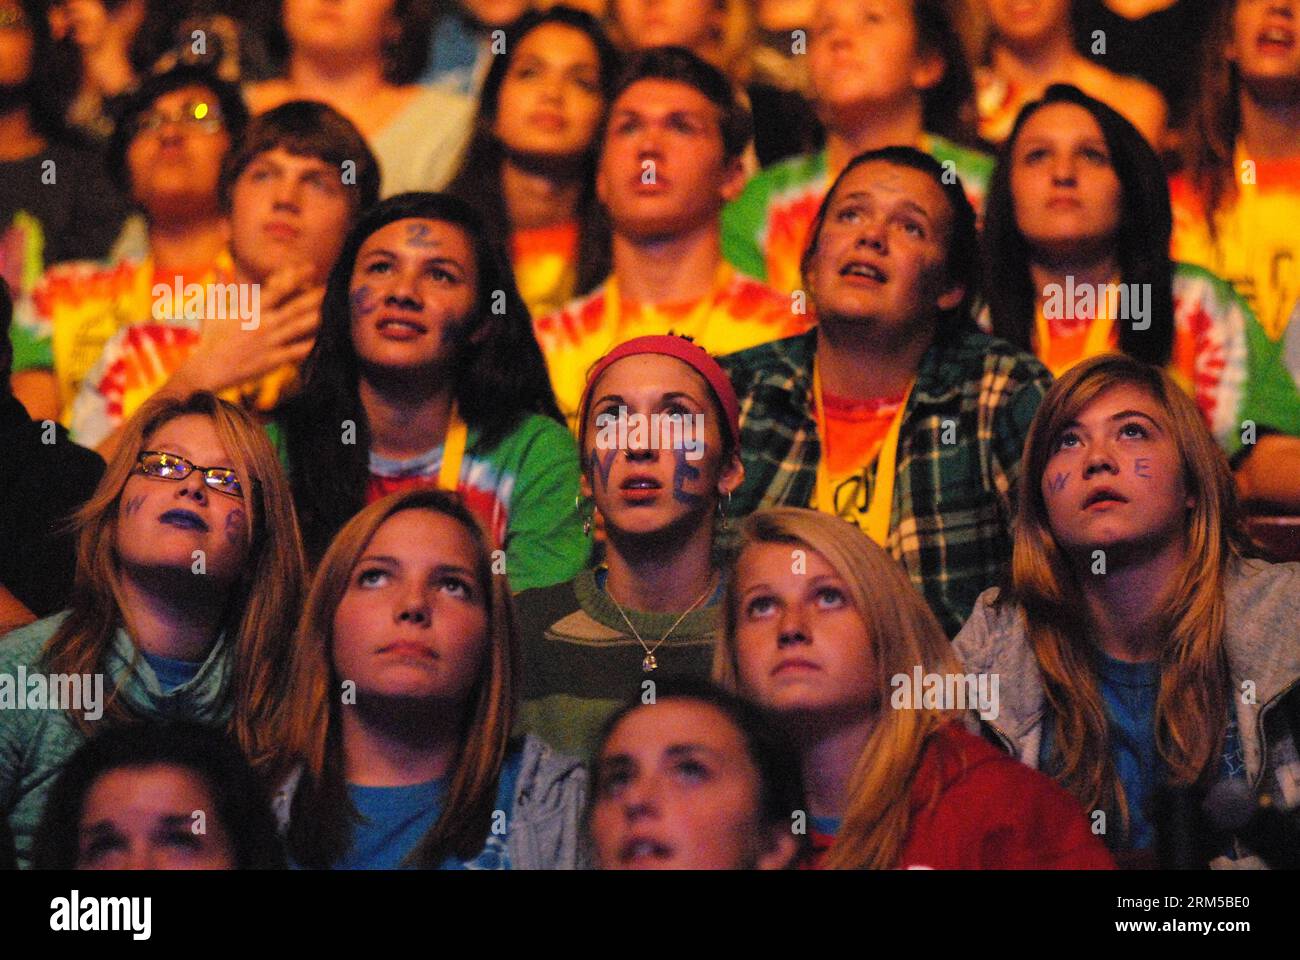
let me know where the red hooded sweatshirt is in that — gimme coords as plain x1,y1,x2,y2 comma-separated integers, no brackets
807,722,1116,869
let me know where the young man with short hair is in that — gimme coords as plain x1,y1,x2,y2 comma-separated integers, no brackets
722,147,1052,637
534,47,810,425
72,99,381,454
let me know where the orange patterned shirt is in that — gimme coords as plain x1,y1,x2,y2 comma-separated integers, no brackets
534,263,810,426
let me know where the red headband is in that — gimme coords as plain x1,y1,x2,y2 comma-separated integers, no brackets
577,335,741,449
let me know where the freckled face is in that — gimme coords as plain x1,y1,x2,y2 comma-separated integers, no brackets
349,218,479,376
1040,384,1193,559
580,355,741,539
115,414,253,588
732,542,877,724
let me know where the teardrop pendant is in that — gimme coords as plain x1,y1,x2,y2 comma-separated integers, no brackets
641,653,658,672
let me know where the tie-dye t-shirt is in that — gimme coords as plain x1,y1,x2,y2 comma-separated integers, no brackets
1012,263,1300,458
10,253,233,426
2,144,130,355
721,135,995,295
511,221,579,321
359,413,590,593
70,316,298,450
1170,147,1300,343
819,389,905,517
533,263,809,425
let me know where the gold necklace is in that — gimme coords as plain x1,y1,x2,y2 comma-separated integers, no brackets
605,574,715,672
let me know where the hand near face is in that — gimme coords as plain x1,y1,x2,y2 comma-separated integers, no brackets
173,262,324,395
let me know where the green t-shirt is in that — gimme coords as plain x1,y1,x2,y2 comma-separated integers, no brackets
266,412,589,594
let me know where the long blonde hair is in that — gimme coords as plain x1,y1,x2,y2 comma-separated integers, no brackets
43,392,306,779
715,507,963,869
278,488,520,868
1010,353,1241,837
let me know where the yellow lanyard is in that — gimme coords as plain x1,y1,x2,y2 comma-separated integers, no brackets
437,405,468,492
811,363,914,546
1033,286,1117,378
602,263,733,340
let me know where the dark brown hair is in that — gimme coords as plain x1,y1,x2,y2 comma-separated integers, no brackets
219,100,381,213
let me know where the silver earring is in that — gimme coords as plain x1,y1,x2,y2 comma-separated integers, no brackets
577,494,593,538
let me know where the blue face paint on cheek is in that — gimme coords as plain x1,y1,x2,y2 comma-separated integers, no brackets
587,448,617,492
350,285,378,318
1134,458,1152,479
672,447,704,507
1048,471,1070,493
122,494,146,517
224,509,247,547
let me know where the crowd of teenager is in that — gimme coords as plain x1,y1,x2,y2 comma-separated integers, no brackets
1,0,1298,871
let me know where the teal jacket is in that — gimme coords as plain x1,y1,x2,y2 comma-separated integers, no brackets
0,612,235,868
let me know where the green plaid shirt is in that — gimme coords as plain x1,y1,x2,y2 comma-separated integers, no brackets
720,329,1053,637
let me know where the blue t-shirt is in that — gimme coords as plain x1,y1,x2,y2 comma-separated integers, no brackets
1040,652,1249,856
140,649,203,693
1094,651,1162,850
811,815,840,837
1039,652,1161,848
331,744,524,870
